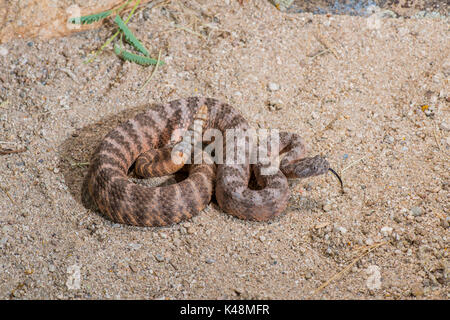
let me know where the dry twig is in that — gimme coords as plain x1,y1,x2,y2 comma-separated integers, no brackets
0,147,27,155
311,241,387,297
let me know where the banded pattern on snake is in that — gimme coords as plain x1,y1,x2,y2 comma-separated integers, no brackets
87,97,338,227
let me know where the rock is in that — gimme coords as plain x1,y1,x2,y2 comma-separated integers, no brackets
334,226,347,234
365,265,381,290
2,225,12,233
411,206,423,216
314,222,330,229
0,46,8,56
380,226,393,237
128,243,142,250
378,9,397,18
323,204,332,212
186,226,196,234
142,8,151,21
383,135,394,144
269,0,294,11
267,98,283,111
154,254,164,262
159,232,167,239
0,236,8,248
267,82,280,91
398,27,409,37
411,283,424,297
205,258,215,264
440,121,450,132
440,218,449,229
66,264,81,290
412,11,444,19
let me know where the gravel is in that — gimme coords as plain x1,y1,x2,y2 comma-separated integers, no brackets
0,0,448,300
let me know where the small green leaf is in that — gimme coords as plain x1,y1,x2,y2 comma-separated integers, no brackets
114,15,149,56
114,43,164,66
69,10,112,25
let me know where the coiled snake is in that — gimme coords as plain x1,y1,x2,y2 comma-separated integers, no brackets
87,97,341,227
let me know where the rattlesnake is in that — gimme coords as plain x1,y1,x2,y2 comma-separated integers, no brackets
87,97,340,227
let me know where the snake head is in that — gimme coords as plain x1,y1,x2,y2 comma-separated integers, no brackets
293,155,330,178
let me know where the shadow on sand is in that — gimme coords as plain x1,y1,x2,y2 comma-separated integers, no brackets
57,103,157,220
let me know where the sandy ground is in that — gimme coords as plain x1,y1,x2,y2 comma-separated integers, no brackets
0,0,448,299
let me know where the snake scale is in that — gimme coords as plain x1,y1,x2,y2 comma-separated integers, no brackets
87,97,339,227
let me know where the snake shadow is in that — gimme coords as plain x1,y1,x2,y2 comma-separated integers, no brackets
57,103,159,220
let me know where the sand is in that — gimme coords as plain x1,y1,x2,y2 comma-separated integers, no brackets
0,0,448,299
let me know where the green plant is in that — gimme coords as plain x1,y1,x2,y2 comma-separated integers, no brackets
69,0,164,66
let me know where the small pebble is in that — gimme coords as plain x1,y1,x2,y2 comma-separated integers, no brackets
440,218,449,229
143,9,151,20
267,82,280,91
439,121,450,132
0,236,8,247
154,254,164,262
205,258,215,264
159,232,168,239
129,243,142,250
267,98,283,111
0,46,8,56
411,283,424,297
334,226,347,234
187,227,196,234
411,206,423,216
314,222,330,229
384,135,394,144
380,226,393,237
322,204,332,212
365,265,381,290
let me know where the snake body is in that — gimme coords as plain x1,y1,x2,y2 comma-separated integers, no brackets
87,97,330,227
